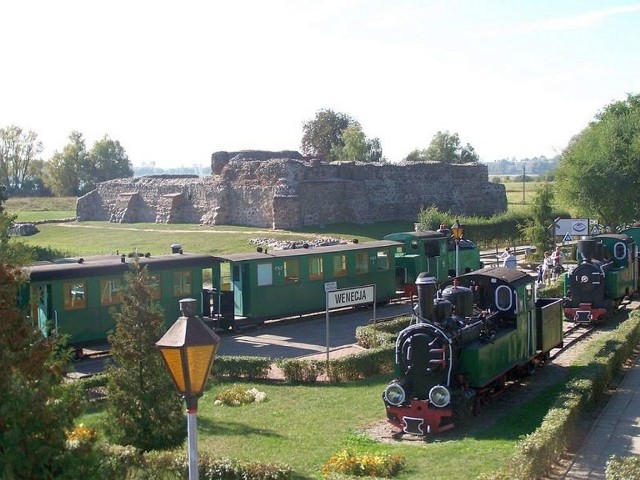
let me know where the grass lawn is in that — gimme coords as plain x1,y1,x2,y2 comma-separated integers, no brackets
10,220,415,257
79,375,563,479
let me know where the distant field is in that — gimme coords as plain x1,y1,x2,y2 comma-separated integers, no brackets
501,181,541,206
6,197,76,221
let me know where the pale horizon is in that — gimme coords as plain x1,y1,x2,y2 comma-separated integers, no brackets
2,1,638,168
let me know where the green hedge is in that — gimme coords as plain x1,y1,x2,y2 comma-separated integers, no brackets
97,444,292,479
479,310,640,480
212,356,273,380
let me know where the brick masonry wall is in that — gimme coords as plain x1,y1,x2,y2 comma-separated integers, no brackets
76,154,506,229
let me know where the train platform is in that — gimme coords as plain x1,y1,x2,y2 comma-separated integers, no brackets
562,354,640,479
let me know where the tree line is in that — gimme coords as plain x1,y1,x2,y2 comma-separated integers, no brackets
1,111,483,198
0,128,133,197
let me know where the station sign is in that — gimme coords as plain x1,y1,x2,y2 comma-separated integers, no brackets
554,219,590,237
326,285,375,309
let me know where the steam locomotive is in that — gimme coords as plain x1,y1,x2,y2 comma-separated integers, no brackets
382,268,564,436
563,234,638,324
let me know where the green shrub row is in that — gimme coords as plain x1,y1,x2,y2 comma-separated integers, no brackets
212,355,272,380
96,444,292,479
416,206,570,248
480,310,640,480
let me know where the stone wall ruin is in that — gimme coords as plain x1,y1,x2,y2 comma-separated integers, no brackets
76,150,507,229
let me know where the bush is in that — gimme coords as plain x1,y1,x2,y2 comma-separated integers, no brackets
214,385,267,406
213,356,273,380
97,445,292,479
276,358,325,383
322,449,405,478
606,455,640,480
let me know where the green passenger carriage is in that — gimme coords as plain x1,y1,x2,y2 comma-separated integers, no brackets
211,240,400,327
24,251,217,345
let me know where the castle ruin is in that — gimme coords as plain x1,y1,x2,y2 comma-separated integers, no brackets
76,151,507,229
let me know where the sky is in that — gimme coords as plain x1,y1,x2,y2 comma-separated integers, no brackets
2,0,639,168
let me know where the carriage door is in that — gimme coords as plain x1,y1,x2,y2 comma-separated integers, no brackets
34,284,52,336
232,264,243,316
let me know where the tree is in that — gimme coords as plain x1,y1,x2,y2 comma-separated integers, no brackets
45,132,134,196
0,125,43,194
405,131,480,164
555,93,640,229
105,262,186,451
519,183,555,255
88,135,133,187
301,109,355,161
0,191,83,478
44,131,87,196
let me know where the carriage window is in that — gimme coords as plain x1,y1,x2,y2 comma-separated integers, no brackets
220,263,232,291
614,242,626,260
377,249,389,271
100,277,123,306
64,281,87,310
495,285,513,311
284,259,299,283
356,252,369,274
309,257,323,280
257,263,273,286
172,271,192,297
149,275,161,300
333,255,347,277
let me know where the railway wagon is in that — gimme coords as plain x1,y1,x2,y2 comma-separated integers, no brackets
563,234,638,323
383,267,564,436
209,240,401,327
383,230,481,295
621,227,640,288
23,250,218,345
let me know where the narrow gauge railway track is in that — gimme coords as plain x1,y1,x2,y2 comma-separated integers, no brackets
550,323,595,361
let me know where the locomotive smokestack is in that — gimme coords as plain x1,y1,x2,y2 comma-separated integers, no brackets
415,273,437,321
577,239,597,262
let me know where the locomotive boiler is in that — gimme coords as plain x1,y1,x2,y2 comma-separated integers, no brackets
383,268,564,436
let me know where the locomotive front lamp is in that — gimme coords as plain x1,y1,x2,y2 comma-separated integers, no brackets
428,385,451,408
156,298,220,480
384,382,407,407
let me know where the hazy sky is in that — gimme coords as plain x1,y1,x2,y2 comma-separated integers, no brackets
2,0,639,167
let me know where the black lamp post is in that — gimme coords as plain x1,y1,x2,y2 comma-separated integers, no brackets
156,298,220,480
451,219,464,276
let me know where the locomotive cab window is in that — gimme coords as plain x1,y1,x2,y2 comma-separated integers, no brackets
257,263,273,286
100,277,123,306
614,242,627,260
424,241,439,258
64,281,87,310
284,259,299,283
172,271,192,297
495,285,513,311
356,252,369,274
309,256,323,281
377,249,389,271
333,254,347,277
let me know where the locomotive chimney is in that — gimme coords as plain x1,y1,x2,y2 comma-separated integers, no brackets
577,239,597,262
415,273,437,321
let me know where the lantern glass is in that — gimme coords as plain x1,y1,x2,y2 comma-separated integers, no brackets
185,344,218,395
159,347,187,392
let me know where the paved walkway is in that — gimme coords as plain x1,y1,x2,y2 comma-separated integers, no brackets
563,355,640,479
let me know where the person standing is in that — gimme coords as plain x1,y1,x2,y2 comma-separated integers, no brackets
552,246,564,279
500,247,517,269
543,251,554,285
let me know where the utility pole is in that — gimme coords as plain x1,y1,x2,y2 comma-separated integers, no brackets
522,164,526,204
